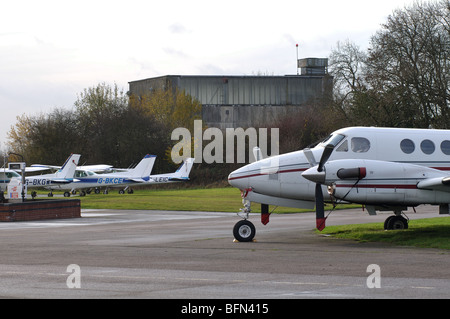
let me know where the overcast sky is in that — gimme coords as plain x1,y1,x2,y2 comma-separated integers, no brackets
1,0,418,149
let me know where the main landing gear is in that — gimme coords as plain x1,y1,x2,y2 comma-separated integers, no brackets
384,214,409,230
371,206,409,230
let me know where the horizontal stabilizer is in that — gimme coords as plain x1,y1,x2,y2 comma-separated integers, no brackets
168,177,190,182
130,178,146,183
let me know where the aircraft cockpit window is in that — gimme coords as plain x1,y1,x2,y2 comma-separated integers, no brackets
336,139,348,152
75,171,87,177
351,137,370,153
2,172,21,179
5,171,21,178
320,133,346,148
441,140,450,155
400,139,415,154
420,139,435,154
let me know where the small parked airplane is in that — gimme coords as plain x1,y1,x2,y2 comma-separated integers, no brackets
0,169,23,192
46,154,156,197
48,156,194,197
228,126,450,241
146,157,195,184
25,154,81,190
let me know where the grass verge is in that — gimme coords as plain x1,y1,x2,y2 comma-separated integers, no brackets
42,187,316,213
319,217,450,250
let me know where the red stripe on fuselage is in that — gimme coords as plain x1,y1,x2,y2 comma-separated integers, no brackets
228,168,307,181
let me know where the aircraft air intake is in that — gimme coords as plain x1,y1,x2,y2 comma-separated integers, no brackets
337,167,367,180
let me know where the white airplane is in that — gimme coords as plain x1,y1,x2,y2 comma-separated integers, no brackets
0,169,22,192
46,156,194,197
228,126,450,242
25,154,81,190
146,157,195,184
46,154,157,197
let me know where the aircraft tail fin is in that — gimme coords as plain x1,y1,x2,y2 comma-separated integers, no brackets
130,154,156,178
55,154,81,179
170,158,195,180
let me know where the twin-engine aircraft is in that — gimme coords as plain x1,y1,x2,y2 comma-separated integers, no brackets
228,126,450,242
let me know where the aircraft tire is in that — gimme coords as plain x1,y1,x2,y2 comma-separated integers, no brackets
233,220,256,242
385,215,408,230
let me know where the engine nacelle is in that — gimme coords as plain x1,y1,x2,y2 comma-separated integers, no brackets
305,159,450,206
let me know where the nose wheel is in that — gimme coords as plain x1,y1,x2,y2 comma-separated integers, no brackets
233,220,256,242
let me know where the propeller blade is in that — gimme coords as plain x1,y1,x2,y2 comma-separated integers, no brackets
303,148,317,167
317,144,335,172
315,183,326,231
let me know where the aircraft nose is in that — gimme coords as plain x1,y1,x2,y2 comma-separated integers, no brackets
302,167,326,184
228,167,249,190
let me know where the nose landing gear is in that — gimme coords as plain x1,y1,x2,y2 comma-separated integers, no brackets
233,188,257,242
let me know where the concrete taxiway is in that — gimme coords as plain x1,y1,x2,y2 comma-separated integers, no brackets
0,206,448,299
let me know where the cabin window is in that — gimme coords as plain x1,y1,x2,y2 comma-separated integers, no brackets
420,139,435,154
351,137,370,153
441,141,450,155
400,139,415,154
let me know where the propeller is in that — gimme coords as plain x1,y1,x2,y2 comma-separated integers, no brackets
317,144,334,172
315,183,326,231
310,143,336,231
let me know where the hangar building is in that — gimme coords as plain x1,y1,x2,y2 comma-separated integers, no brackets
128,58,332,129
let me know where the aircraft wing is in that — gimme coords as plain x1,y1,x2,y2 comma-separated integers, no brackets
79,164,113,173
31,164,59,170
6,166,50,173
417,176,450,192
49,178,80,184
32,164,113,173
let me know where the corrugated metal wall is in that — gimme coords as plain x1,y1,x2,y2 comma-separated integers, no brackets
174,76,327,106
128,74,332,128
129,75,329,106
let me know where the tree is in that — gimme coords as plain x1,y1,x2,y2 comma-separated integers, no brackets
328,40,368,125
328,0,450,129
129,87,202,165
130,88,202,131
7,83,172,171
7,109,79,164
366,0,450,128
